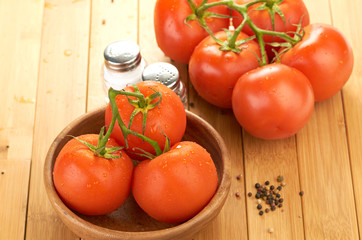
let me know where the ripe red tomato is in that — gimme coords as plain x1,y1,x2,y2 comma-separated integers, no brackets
232,63,314,140
53,134,133,215
232,0,310,58
280,23,354,101
154,0,229,64
105,81,186,160
132,141,218,224
189,30,262,108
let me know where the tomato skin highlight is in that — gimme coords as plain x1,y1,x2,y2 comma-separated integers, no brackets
280,23,354,101
154,0,229,64
189,31,262,108
105,81,186,160
232,63,314,140
53,134,134,215
132,141,218,224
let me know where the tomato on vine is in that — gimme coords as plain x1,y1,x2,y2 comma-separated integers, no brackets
154,0,229,64
280,23,354,101
231,0,310,59
53,134,133,215
232,63,314,140
132,141,218,224
105,81,186,160
189,30,262,108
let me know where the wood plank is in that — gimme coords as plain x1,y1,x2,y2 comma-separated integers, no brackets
25,0,91,239
87,0,138,111
243,135,304,240
297,0,359,239
329,0,362,236
188,94,248,240
0,0,43,239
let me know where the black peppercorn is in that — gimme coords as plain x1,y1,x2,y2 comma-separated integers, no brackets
257,204,262,210
299,191,304,196
248,192,252,197
276,193,281,198
265,181,270,185
271,206,276,211
259,211,264,216
270,185,275,190
277,186,282,191
255,183,261,188
278,203,283,208
255,193,261,199
279,198,284,203
277,175,284,182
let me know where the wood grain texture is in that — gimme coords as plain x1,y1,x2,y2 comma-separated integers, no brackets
298,0,359,239
25,0,91,239
0,0,361,239
188,92,248,240
87,0,138,111
243,134,304,240
0,0,43,238
329,0,362,236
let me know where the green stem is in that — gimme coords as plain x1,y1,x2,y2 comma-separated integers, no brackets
188,0,302,66
258,29,299,44
198,18,224,45
197,0,233,12
228,15,247,49
108,88,163,156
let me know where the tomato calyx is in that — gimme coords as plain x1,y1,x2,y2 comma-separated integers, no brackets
255,0,286,32
69,127,124,159
123,84,162,136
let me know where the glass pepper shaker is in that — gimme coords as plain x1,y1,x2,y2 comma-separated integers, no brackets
102,40,146,96
142,62,188,107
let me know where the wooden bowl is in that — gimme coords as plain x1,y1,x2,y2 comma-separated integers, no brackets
44,107,231,240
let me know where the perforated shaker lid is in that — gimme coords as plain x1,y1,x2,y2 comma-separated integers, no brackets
104,40,141,71
142,62,179,89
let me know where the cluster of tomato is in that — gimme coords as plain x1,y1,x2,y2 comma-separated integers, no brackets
154,0,354,140
53,81,218,224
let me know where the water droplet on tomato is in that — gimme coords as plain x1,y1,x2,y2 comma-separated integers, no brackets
339,60,344,64
86,184,91,188
103,173,108,177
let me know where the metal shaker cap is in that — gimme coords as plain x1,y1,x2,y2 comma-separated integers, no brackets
104,40,142,72
142,62,179,89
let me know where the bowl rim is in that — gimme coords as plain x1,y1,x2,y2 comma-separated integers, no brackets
44,106,231,239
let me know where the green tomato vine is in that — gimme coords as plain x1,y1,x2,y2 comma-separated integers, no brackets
74,87,168,160
186,0,304,65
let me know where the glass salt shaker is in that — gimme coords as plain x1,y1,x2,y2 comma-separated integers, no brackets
102,40,146,98
142,62,188,107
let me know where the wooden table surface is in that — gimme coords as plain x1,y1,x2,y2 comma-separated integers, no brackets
1,0,361,239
